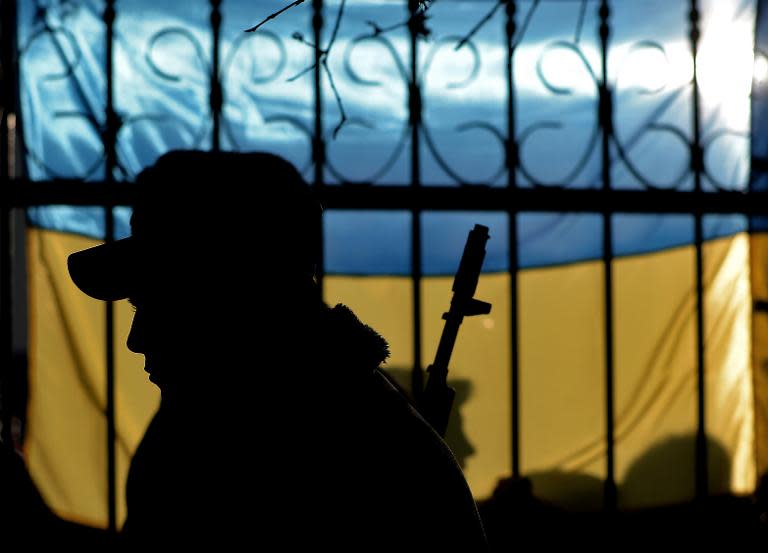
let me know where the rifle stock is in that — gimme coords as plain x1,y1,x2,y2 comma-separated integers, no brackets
419,224,491,437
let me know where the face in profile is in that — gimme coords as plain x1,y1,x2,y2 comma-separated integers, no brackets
127,293,170,389
125,290,203,391
122,272,321,394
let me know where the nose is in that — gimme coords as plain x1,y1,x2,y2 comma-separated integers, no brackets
127,309,146,354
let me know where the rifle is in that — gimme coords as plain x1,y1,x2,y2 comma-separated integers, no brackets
419,224,492,437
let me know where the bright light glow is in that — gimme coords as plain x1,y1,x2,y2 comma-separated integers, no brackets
754,55,768,85
695,3,754,127
618,46,671,93
534,45,600,96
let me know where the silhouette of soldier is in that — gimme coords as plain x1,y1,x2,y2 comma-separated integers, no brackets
1,150,487,550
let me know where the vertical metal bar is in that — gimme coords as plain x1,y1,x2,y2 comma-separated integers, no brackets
105,225,116,534
312,0,324,189
0,0,14,447
689,0,708,501
408,0,423,398
103,0,118,534
0,2,10,178
598,0,617,511
312,0,325,295
506,0,520,480
210,0,222,152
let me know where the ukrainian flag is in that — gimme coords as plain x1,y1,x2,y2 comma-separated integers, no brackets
16,0,764,527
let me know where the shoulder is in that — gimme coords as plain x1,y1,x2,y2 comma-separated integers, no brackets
359,369,488,548
365,369,469,488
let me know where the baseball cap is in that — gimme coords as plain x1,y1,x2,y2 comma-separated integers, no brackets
67,150,322,302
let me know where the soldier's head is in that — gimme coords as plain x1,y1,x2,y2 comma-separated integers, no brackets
67,150,323,390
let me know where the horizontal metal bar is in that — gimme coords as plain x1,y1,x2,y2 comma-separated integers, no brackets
4,180,768,215
319,187,765,214
1,181,138,206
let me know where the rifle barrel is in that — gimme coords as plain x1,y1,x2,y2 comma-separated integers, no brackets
420,224,491,436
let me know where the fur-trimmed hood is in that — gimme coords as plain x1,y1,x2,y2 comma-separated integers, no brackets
318,303,390,377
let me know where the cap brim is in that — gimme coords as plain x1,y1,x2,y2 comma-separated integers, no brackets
67,238,137,301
